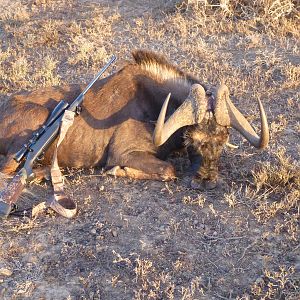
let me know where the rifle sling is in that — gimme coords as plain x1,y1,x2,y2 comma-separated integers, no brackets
32,110,77,218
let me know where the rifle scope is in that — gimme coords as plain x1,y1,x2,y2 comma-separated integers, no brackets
14,100,69,163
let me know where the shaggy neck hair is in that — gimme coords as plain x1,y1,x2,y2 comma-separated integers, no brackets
132,50,194,87
131,50,201,104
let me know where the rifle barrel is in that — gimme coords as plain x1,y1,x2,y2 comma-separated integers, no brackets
68,55,116,113
82,55,117,96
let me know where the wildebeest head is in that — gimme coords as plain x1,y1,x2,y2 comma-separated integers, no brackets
153,84,269,189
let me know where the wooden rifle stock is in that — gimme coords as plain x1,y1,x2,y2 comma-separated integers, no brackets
0,171,26,218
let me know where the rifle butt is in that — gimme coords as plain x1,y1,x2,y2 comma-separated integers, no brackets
0,172,26,218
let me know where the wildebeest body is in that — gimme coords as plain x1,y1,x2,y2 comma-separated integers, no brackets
0,50,269,187
0,53,195,178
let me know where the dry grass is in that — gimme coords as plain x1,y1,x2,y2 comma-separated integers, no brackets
245,147,299,239
0,0,299,299
250,265,298,299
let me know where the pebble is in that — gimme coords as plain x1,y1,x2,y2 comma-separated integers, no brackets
111,229,118,237
0,268,13,277
26,254,38,264
159,225,166,231
255,276,265,285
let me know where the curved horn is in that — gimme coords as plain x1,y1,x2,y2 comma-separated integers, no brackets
153,84,207,146
215,84,269,149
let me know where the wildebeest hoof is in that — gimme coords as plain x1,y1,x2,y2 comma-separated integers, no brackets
106,166,122,176
190,178,217,190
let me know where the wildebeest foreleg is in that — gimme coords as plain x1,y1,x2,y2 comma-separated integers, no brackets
106,152,176,181
106,120,176,181
106,165,167,180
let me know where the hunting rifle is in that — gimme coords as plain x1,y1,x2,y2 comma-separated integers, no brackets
0,55,116,218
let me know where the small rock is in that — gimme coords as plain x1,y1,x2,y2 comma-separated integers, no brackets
90,229,97,235
0,268,13,277
199,224,205,230
111,229,118,237
96,244,104,253
26,254,37,264
255,276,265,285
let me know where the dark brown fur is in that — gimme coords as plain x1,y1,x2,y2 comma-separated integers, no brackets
185,116,229,189
0,51,226,186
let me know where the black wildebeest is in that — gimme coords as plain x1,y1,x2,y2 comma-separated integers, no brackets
0,50,269,189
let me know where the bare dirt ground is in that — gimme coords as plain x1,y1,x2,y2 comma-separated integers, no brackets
0,0,299,299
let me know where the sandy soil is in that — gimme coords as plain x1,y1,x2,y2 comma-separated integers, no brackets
0,0,299,299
